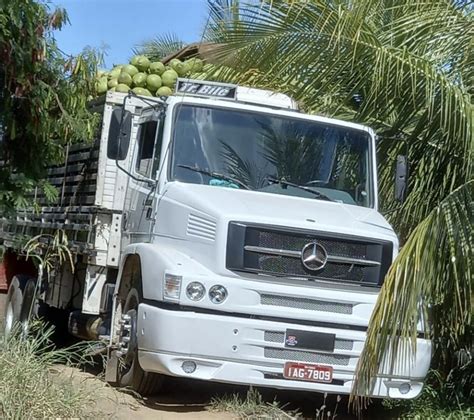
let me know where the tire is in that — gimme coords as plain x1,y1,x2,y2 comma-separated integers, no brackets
116,287,163,395
4,275,36,338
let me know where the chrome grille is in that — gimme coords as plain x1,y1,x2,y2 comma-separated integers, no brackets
259,231,367,259
261,294,353,314
258,255,365,280
264,348,350,366
226,222,394,286
263,331,354,350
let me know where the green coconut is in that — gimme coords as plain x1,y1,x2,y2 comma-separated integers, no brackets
116,83,130,93
146,74,162,92
108,67,122,80
149,61,165,75
130,55,141,66
132,87,153,97
156,86,173,97
135,56,150,72
161,69,178,88
169,58,182,69
95,77,108,94
132,72,148,87
107,78,119,89
174,61,189,77
117,72,133,86
186,58,203,73
121,64,139,77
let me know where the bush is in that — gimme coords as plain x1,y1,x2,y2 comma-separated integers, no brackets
383,364,473,419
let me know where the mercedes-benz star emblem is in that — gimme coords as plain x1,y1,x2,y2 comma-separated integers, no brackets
301,241,328,271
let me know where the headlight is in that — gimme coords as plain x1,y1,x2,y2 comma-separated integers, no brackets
186,282,205,301
163,273,182,301
209,285,228,304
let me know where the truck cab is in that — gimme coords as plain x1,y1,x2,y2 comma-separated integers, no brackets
105,80,430,398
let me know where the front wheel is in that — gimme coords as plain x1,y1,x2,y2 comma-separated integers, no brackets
116,287,163,395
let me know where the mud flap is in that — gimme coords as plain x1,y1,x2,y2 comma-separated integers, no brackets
105,349,119,384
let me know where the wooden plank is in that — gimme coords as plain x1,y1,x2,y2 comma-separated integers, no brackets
6,220,92,231
65,150,99,164
34,195,96,206
47,162,98,176
47,173,98,186
69,143,98,153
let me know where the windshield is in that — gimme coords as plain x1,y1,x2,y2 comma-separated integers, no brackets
170,104,373,207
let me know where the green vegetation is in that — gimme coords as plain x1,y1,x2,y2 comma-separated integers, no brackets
0,0,101,212
0,322,96,419
210,388,301,419
133,33,186,61
383,368,473,419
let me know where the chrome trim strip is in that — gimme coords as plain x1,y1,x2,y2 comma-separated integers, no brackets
244,245,301,258
327,255,380,267
244,245,380,267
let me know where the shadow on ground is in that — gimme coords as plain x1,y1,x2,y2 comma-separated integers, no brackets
138,376,394,419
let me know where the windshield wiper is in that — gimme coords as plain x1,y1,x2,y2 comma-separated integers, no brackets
267,177,335,202
177,164,251,190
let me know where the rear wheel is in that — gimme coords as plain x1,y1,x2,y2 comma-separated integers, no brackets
116,287,163,395
4,275,37,338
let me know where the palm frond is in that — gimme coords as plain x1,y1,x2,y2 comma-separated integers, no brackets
133,33,185,61
205,0,473,236
351,180,473,401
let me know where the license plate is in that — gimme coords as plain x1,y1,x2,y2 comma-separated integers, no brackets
283,362,333,383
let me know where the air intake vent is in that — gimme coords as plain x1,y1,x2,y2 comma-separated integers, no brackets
264,348,350,366
261,294,353,314
187,214,217,241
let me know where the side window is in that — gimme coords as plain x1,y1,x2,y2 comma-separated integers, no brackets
135,120,163,178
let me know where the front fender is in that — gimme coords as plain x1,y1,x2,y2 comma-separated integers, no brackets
117,242,213,302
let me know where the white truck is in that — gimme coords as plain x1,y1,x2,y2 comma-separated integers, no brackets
1,79,430,399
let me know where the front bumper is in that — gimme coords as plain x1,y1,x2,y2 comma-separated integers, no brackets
137,304,431,399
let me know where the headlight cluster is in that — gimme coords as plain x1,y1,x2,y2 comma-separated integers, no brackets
164,273,228,304
186,282,227,304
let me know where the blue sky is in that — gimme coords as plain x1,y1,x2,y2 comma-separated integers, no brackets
52,0,209,68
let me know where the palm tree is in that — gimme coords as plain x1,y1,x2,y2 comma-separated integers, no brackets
204,0,473,403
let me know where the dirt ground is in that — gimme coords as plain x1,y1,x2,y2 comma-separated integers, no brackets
59,365,235,419
63,364,356,420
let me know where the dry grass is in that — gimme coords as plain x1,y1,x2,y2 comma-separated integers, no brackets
0,321,99,419
209,387,301,419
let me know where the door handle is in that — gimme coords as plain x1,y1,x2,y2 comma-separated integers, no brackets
122,211,128,230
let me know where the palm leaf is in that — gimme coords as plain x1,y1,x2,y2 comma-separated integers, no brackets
133,33,185,61
351,180,473,402
205,0,473,237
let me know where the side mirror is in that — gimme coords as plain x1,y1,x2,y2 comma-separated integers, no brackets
395,155,408,202
107,108,132,160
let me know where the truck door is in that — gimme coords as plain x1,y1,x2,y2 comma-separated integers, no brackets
122,109,164,246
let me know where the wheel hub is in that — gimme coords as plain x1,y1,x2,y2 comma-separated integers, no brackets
116,310,137,360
